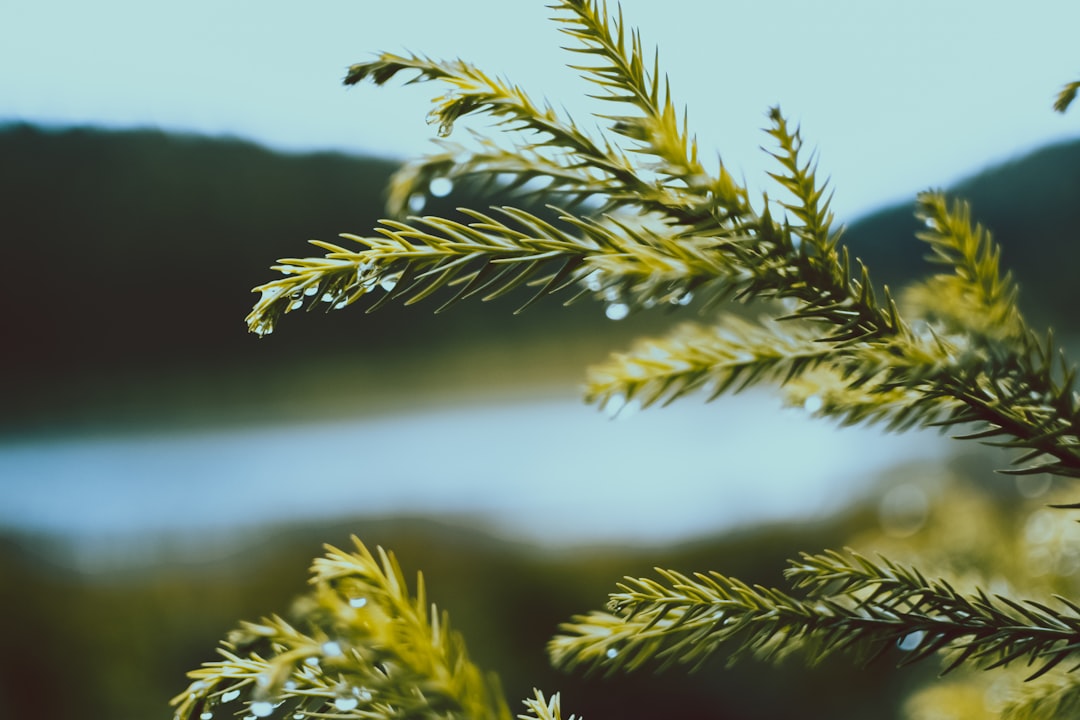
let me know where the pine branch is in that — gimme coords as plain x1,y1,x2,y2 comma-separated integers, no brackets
517,690,578,720
346,51,730,227
584,315,837,411
249,1,1080,490
171,538,511,720
1002,672,1080,720
549,551,1080,680
780,361,963,432
908,191,1025,343
385,137,614,217
552,0,705,183
1053,79,1080,113
246,206,773,336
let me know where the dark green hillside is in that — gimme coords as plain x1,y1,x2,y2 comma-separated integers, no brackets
1,124,656,433
843,138,1080,328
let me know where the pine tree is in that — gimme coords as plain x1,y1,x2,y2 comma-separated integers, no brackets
173,3,1080,718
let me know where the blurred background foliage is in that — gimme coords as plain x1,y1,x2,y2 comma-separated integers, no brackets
3,122,1080,719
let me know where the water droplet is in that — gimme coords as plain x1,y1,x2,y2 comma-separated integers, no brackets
289,300,303,311
803,395,824,414
1025,509,1057,546
334,697,359,712
333,301,347,310
603,394,627,418
605,303,630,321
879,484,929,538
357,688,373,702
303,657,320,668
250,701,274,717
292,714,305,720
200,713,214,720
260,287,282,302
321,293,334,303
584,270,603,292
321,641,343,657
380,273,401,292
348,597,368,608
674,291,693,306
303,286,318,296
221,690,241,703
408,193,425,212
1017,474,1052,499
429,177,453,197
897,630,925,651
605,647,619,659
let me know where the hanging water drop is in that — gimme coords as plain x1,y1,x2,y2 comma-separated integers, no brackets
380,273,401,292
605,647,619,659
260,287,282,303
879,484,929,538
348,596,368,608
303,286,318,296
221,690,241,703
250,700,274,717
334,697,360,712
605,303,630,321
408,193,426,213
429,177,453,197
289,300,303,311
321,641,343,657
897,630,926,651
584,270,603,292
1017,474,1052,499
200,713,214,720
357,688,373,702
603,394,627,419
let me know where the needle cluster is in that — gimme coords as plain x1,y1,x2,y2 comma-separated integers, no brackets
175,2,1080,718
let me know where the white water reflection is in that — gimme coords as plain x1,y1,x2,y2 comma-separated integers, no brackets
0,389,949,560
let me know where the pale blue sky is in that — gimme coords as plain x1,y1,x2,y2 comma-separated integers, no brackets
3,0,1078,221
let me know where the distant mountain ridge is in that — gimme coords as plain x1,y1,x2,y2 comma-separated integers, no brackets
3,122,1079,431
843,137,1080,327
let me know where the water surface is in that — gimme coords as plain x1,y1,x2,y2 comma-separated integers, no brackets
0,388,950,570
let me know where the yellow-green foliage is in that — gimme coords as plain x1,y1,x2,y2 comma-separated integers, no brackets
177,1,1080,719
172,538,523,720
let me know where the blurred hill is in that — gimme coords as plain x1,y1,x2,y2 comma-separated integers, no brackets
0,124,663,435
843,138,1080,328
3,124,1079,434
0,499,918,720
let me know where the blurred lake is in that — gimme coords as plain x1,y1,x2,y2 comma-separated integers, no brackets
0,388,950,572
